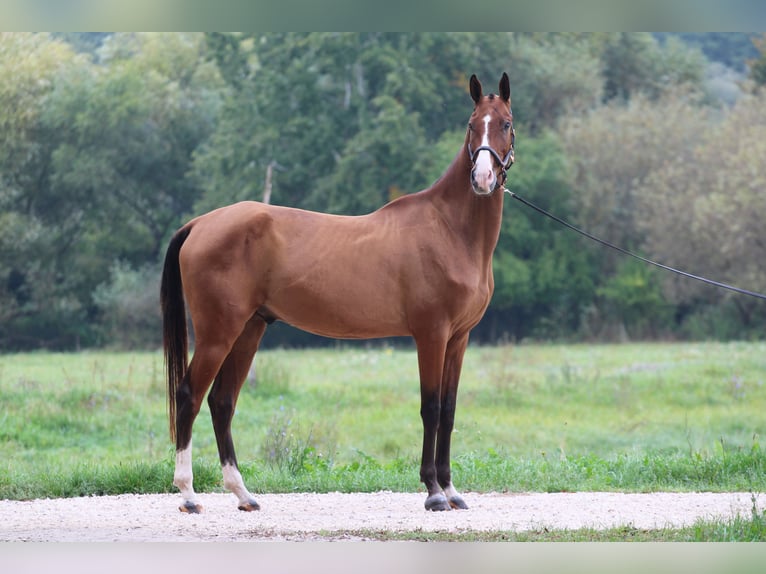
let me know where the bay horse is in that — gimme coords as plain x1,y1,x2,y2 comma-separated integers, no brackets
161,73,515,513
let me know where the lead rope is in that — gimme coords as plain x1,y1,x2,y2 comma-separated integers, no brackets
503,188,766,301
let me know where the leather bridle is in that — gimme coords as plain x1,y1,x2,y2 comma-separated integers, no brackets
467,126,515,190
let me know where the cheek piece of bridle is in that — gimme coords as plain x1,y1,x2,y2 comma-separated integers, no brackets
467,127,516,191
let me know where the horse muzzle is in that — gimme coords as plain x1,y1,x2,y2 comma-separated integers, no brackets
468,144,514,196
470,164,497,195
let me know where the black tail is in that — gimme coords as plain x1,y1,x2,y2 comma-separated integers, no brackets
161,225,192,443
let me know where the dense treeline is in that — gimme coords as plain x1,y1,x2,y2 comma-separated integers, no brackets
1,32,764,350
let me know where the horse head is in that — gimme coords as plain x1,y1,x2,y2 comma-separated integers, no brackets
467,73,515,195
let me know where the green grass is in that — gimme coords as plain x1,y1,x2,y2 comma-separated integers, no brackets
317,516,766,541
317,493,766,541
1,342,766,503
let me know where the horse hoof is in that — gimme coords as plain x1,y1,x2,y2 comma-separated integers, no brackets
179,501,203,514
448,495,468,510
424,493,451,511
238,499,261,512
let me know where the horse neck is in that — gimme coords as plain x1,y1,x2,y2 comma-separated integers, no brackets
429,146,504,257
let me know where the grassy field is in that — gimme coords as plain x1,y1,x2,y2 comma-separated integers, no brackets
1,342,766,540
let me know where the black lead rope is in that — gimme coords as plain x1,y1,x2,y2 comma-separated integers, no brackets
504,189,766,302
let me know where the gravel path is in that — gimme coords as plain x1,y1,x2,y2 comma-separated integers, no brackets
1,491,762,541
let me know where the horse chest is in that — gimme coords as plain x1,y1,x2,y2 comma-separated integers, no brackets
420,248,494,320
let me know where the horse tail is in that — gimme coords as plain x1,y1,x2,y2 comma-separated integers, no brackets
161,225,192,443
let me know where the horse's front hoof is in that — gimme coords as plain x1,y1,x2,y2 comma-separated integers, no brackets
179,501,203,514
448,495,468,510
424,493,451,511
238,499,261,512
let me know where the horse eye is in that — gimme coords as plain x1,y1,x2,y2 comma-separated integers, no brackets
468,122,474,131
504,121,512,131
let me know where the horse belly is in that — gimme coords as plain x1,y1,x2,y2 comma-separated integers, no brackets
265,276,409,340
271,294,409,339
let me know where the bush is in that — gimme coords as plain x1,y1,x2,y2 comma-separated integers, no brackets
92,260,162,349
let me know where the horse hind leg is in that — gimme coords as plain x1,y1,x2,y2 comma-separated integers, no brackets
174,343,232,513
207,315,267,511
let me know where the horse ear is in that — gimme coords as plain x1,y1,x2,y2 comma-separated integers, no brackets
499,72,510,104
469,74,482,104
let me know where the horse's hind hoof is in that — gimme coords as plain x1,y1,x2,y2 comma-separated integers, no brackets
424,493,451,511
238,499,261,512
179,501,203,514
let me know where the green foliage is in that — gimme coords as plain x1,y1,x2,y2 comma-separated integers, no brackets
599,33,706,103
324,504,766,540
750,35,766,87
506,34,603,133
0,33,94,349
92,261,162,349
691,494,766,542
660,32,759,72
488,131,596,341
595,260,672,339
246,355,293,398
639,89,766,339
0,32,762,349
314,93,433,214
0,33,221,349
193,33,516,215
49,33,222,258
258,407,335,475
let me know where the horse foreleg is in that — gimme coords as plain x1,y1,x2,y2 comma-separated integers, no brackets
435,332,470,510
416,334,450,511
208,315,266,512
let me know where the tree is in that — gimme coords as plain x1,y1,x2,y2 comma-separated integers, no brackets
660,32,759,72
312,93,433,214
0,33,92,348
504,34,603,133
483,131,596,341
599,33,706,103
640,91,766,337
0,33,223,349
748,34,766,88
0,32,755,348
557,88,713,338
49,33,223,260
194,33,366,213
49,33,223,347
194,33,517,215
92,260,162,349
558,88,711,265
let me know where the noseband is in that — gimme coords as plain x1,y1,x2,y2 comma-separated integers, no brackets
467,129,515,190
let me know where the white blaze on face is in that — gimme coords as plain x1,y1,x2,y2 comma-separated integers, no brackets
472,114,496,194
